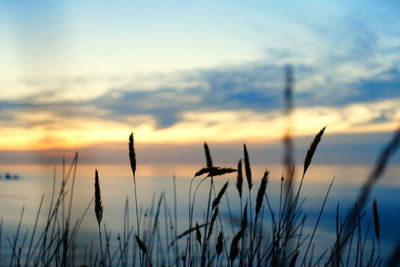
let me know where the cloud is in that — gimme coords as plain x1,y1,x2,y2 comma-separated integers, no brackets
85,62,400,129
0,56,400,150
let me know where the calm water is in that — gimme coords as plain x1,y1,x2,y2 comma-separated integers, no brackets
0,162,399,264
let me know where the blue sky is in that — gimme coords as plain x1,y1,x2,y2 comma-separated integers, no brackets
0,1,399,163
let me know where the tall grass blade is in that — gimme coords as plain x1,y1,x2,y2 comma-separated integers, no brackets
25,195,44,266
94,169,104,266
129,132,142,266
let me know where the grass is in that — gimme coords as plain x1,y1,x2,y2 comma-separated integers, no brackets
0,125,399,266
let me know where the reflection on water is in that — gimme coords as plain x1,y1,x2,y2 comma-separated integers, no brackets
0,163,399,263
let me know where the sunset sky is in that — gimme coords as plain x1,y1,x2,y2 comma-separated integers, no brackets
0,1,399,164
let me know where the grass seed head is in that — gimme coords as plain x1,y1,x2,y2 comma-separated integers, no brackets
303,127,326,176
204,142,213,168
256,170,269,216
129,132,136,176
243,144,252,190
216,232,223,256
135,235,148,255
236,159,243,198
212,181,229,209
372,198,380,244
195,222,201,246
94,169,103,225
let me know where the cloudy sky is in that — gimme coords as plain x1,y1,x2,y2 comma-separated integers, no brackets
0,0,399,164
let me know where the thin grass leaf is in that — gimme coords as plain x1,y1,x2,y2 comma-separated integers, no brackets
170,223,208,245
303,127,326,176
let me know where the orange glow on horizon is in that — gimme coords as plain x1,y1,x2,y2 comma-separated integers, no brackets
1,98,399,151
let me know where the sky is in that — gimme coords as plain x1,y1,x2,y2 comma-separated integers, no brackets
0,0,399,164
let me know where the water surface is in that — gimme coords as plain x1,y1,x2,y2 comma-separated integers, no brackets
0,163,399,264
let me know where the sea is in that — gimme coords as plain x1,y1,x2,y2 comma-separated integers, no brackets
0,162,399,265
